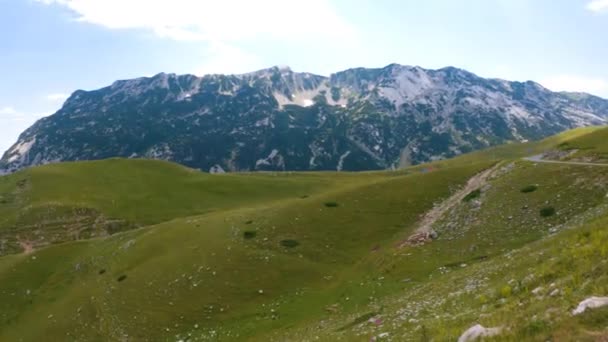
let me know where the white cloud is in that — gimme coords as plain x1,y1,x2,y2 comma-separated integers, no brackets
586,0,608,12
45,93,70,102
540,75,608,97
35,0,356,42
195,43,265,76
0,107,18,115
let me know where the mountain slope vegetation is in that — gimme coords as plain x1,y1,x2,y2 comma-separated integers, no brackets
1,127,608,341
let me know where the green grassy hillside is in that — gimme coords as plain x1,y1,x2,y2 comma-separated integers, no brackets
1,126,608,341
0,158,345,254
554,126,608,162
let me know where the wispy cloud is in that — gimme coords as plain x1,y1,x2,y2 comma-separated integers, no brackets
540,75,608,97
586,0,608,12
35,0,356,42
0,107,18,115
45,93,70,102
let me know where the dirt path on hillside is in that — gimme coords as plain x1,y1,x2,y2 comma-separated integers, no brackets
524,155,608,167
403,155,608,246
403,164,500,246
19,241,34,254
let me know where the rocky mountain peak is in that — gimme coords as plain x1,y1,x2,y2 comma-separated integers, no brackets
1,64,607,174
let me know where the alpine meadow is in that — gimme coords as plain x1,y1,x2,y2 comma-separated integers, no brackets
3,1,608,341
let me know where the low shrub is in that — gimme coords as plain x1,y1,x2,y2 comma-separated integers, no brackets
540,206,556,217
280,239,300,248
243,231,257,239
463,189,481,202
117,275,127,282
500,285,512,298
324,202,339,208
521,185,538,193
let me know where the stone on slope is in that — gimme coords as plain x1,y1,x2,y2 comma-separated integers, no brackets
572,296,608,315
458,324,502,342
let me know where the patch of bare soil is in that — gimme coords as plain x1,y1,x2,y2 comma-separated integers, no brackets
401,164,500,247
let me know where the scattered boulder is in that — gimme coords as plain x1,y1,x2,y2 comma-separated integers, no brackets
532,287,544,296
572,297,608,315
404,231,436,246
458,324,502,342
122,239,136,250
325,304,340,313
209,165,226,174
377,332,389,339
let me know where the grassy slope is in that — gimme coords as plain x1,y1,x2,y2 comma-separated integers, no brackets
444,125,604,165
0,158,352,254
1,126,608,341
555,126,608,161
278,161,608,341
0,160,492,341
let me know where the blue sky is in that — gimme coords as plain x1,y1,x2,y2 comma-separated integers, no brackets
1,0,608,154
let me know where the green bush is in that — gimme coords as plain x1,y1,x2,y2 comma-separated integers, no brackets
243,231,257,239
500,285,512,298
540,207,556,217
280,239,300,248
463,189,481,202
117,275,127,282
521,185,538,193
324,202,339,208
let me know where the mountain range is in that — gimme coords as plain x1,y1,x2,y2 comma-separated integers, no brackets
2,64,608,173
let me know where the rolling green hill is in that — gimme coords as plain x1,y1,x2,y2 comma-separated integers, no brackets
2,126,608,341
554,126,608,162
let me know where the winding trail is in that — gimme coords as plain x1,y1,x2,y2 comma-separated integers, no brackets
401,153,608,247
523,155,608,167
403,154,608,247
404,164,501,245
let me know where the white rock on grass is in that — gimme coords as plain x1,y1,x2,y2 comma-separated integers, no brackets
572,297,608,315
531,287,544,295
458,324,502,342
